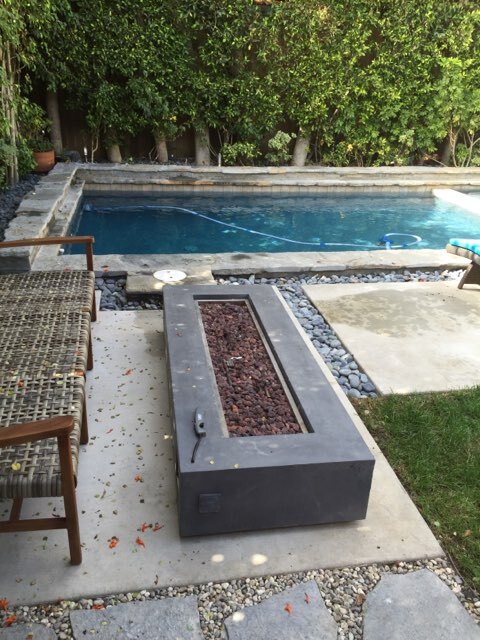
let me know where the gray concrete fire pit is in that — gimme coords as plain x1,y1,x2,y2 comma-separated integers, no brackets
163,284,375,537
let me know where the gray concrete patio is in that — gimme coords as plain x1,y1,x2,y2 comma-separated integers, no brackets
304,279,480,394
0,298,442,606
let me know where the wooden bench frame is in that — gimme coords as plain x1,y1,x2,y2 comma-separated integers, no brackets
0,236,95,565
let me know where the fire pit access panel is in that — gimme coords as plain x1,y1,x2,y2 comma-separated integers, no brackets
163,284,375,537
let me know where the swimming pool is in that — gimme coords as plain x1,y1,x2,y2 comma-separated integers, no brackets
67,191,480,254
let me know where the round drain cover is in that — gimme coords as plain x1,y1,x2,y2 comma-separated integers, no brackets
153,269,187,283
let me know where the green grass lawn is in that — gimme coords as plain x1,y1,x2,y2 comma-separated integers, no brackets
353,387,480,590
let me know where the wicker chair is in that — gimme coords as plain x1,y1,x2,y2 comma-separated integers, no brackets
446,239,480,289
0,236,95,565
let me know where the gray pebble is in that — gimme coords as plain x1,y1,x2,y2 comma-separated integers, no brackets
349,374,360,389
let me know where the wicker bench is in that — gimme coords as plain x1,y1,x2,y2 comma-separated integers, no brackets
0,236,95,565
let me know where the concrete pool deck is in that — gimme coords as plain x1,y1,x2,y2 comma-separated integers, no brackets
0,302,442,606
304,279,480,394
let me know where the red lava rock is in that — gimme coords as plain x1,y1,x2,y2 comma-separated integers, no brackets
199,301,302,438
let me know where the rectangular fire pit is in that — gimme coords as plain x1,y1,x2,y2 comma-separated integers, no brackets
163,285,375,537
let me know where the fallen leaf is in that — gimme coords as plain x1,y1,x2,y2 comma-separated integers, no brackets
284,602,293,615
92,604,104,610
304,593,310,604
106,428,113,434
3,614,16,628
140,522,149,533
153,523,163,532
108,537,119,549
154,575,159,586
134,475,143,483
356,593,366,605
136,537,146,548
124,369,132,376
0,599,9,612
463,529,472,538
17,380,24,388
11,462,21,472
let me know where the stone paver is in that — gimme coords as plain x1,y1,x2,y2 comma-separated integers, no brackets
0,624,57,639
224,580,337,640
304,280,480,394
70,597,203,639
364,569,480,640
125,268,215,295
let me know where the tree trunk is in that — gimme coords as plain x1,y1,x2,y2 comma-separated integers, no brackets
153,130,169,163
46,89,63,155
194,124,211,166
291,129,310,167
440,136,453,166
106,143,122,163
1,43,19,185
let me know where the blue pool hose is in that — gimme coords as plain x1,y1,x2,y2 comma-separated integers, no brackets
84,204,422,250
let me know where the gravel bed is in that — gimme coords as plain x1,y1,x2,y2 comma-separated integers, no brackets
1,557,478,639
96,277,162,311
0,174,40,240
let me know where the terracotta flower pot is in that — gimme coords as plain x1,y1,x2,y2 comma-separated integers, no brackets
33,149,55,173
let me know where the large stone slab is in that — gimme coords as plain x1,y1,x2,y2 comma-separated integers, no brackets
0,624,56,639
364,569,480,640
126,268,215,295
70,597,203,640
164,284,374,536
224,580,337,640
304,280,480,394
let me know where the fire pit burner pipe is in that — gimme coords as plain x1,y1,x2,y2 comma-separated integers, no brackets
191,407,207,463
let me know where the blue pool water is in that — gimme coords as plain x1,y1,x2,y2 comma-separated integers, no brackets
67,191,480,254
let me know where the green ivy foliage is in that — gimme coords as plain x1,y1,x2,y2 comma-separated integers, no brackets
3,0,480,170
0,0,58,185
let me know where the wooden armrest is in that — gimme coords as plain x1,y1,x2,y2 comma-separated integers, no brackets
0,236,95,272
0,416,74,447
